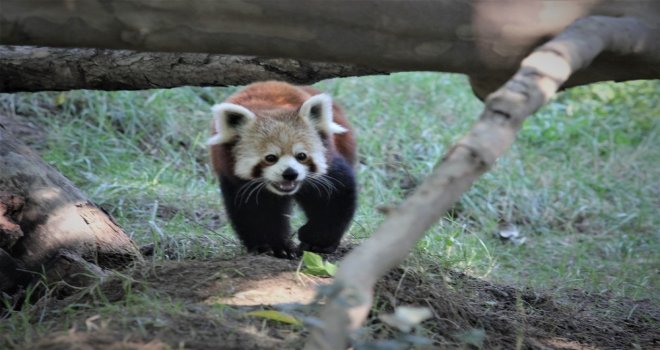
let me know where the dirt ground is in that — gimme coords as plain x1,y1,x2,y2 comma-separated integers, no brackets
1,112,657,349
7,248,656,350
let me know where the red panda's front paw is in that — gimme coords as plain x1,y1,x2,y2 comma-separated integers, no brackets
273,241,301,260
247,241,299,259
298,241,340,255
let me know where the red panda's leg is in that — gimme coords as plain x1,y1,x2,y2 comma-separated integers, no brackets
219,175,298,259
295,156,357,254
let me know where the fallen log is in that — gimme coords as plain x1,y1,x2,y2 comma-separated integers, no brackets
0,123,141,297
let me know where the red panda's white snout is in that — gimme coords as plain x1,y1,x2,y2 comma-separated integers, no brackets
262,154,308,195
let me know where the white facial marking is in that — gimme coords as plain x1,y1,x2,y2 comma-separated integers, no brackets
292,143,306,155
234,155,261,180
265,144,281,157
263,155,308,195
310,150,328,174
264,155,306,183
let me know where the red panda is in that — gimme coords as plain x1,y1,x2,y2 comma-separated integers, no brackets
208,81,357,259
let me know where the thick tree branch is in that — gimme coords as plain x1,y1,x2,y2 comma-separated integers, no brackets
0,46,385,92
2,1,659,96
304,15,658,349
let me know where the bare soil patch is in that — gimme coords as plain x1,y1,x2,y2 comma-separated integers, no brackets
5,251,657,350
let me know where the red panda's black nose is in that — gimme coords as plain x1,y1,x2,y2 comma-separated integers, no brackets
282,168,299,181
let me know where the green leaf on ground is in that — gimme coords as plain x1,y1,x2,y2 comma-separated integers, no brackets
302,251,337,277
245,310,302,326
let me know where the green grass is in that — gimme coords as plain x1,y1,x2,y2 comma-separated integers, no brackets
1,73,657,302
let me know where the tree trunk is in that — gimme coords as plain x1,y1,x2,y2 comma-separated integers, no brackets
0,46,386,93
2,1,659,97
0,123,141,296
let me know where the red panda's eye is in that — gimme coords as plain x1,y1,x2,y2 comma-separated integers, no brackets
264,154,278,163
295,152,307,161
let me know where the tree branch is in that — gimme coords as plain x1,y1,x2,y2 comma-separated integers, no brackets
304,15,658,349
2,1,659,96
0,46,386,92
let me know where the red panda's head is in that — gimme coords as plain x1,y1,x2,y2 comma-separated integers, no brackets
208,94,347,195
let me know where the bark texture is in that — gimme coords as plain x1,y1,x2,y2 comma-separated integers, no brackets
304,15,659,350
0,46,385,92
0,124,141,295
2,1,660,96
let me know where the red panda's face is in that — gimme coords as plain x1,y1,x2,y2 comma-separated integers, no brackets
233,118,325,195
208,94,347,196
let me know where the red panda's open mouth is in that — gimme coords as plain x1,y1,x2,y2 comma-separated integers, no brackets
269,180,300,195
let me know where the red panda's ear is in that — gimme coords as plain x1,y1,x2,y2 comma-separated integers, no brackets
299,94,348,135
208,103,256,145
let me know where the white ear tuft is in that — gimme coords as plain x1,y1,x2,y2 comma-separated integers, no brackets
329,122,348,134
299,94,347,135
207,103,256,145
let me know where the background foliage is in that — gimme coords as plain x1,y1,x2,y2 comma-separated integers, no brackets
1,73,657,300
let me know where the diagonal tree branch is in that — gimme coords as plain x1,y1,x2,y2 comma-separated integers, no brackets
304,15,658,350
